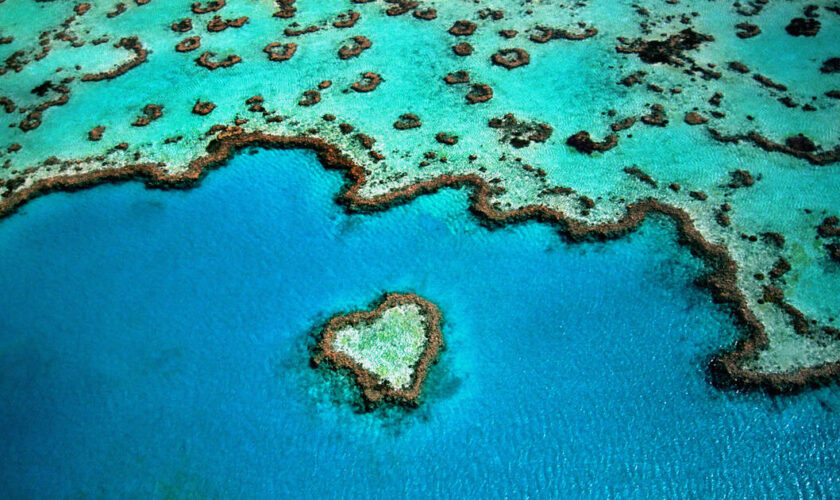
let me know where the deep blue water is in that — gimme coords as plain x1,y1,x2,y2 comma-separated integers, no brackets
0,149,838,498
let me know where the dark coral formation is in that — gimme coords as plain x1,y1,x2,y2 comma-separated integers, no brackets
448,20,477,36
435,132,458,145
333,11,360,28
191,0,225,14
728,169,755,188
195,51,241,70
264,42,296,62
171,18,193,32
192,100,216,115
641,104,668,126
443,71,469,84
131,104,163,127
566,131,618,154
821,58,840,74
272,0,296,18
284,25,318,36
611,117,636,132
412,8,436,20
350,72,382,92
768,257,791,279
393,113,421,130
384,0,417,16
490,48,530,69
338,36,372,60
786,17,820,36
620,71,646,86
465,83,493,104
106,3,126,18
529,24,597,43
818,216,840,238
616,29,718,79
489,114,553,148
735,23,761,39
175,36,201,52
88,125,105,141
684,112,708,125
728,61,750,73
623,167,657,187
298,90,320,106
617,29,713,64
753,74,787,91
452,42,473,56
207,15,248,32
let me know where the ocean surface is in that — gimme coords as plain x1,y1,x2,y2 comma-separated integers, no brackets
1,149,838,498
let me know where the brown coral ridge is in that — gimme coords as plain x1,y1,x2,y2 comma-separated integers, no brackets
623,167,657,187
350,72,382,92
0,132,837,394
709,129,840,166
566,131,618,154
529,25,597,43
175,36,200,52
735,23,761,39
385,0,418,16
786,17,820,36
192,100,216,115
338,36,372,60
172,19,193,32
298,89,320,106
489,113,553,148
443,71,469,84
191,0,225,14
412,8,436,20
611,116,636,132
284,25,318,37
448,20,477,36
333,11,360,28
393,113,421,130
88,125,105,141
131,104,163,127
452,42,473,56
642,104,668,126
465,83,493,104
81,37,147,82
435,132,458,145
752,74,787,92
207,15,248,32
272,0,296,18
264,42,296,62
195,51,241,70
684,112,708,125
312,293,443,407
490,48,530,69
106,3,126,18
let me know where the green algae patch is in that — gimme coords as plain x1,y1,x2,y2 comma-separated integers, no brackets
313,293,443,406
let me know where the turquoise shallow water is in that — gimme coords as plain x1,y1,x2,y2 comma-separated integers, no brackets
1,149,839,497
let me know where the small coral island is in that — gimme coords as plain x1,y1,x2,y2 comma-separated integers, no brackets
312,293,443,407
